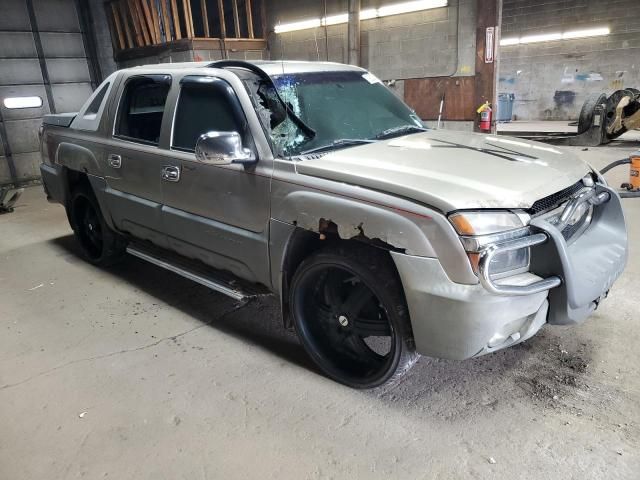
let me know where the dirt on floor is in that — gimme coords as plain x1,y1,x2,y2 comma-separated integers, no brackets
1,140,640,479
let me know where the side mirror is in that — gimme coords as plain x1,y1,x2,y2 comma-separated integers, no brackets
195,131,255,165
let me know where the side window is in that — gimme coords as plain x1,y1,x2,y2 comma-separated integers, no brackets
172,78,245,152
115,75,171,145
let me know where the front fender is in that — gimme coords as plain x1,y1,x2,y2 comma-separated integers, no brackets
270,175,478,286
275,189,437,256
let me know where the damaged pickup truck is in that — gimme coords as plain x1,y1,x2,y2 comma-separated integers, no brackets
39,60,628,388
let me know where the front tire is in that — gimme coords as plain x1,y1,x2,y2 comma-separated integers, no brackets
69,185,126,266
290,245,418,388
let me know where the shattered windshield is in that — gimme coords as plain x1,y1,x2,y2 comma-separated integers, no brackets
257,70,423,157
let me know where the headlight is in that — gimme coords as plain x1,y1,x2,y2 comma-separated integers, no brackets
449,211,526,236
449,211,531,277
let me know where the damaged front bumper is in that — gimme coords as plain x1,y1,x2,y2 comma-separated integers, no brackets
392,183,628,360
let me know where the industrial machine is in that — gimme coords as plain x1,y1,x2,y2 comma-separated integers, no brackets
499,88,640,148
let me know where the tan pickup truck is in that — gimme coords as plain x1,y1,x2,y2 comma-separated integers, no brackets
40,60,628,388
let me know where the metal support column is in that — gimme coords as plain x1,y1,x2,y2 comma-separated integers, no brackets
347,0,360,66
25,0,56,114
75,0,103,88
0,107,18,186
473,0,502,132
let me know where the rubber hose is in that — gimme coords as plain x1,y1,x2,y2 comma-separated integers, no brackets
600,158,630,174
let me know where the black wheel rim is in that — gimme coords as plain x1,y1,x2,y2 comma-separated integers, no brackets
74,196,103,260
293,264,398,386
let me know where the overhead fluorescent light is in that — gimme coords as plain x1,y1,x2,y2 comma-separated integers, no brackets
275,0,448,34
275,18,321,33
378,0,448,17
562,27,610,39
3,96,43,109
322,14,348,26
500,37,519,46
519,32,563,43
360,8,377,20
500,26,610,46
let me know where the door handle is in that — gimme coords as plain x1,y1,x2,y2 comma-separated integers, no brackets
108,153,122,169
161,165,181,182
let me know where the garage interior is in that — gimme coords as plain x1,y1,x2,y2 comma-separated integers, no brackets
1,0,639,478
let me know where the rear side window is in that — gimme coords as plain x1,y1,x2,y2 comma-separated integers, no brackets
172,79,244,152
115,75,171,145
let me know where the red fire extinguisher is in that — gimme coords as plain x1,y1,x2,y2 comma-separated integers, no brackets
477,102,492,132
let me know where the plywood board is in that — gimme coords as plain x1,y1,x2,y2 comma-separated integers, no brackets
404,77,476,121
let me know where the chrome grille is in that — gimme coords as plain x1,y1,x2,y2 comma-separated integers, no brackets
542,193,594,243
529,180,584,215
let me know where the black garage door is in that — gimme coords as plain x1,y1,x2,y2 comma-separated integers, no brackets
0,0,99,187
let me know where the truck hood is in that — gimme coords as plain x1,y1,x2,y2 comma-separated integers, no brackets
295,130,590,212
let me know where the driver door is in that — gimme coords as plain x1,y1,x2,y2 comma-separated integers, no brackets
159,74,273,285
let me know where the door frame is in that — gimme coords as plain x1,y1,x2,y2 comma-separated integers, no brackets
155,67,276,286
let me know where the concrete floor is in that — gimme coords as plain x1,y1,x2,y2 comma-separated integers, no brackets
497,120,580,133
497,122,640,140
1,139,640,479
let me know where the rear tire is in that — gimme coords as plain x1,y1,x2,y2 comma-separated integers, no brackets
69,185,126,266
290,244,418,388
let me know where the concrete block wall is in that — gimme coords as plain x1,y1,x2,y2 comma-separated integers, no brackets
268,0,477,79
499,0,640,121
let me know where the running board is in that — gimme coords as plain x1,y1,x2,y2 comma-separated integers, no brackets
126,244,268,301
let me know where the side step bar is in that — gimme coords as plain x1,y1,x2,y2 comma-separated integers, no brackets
126,244,265,301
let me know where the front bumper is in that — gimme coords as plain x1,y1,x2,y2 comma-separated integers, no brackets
392,184,628,360
392,253,550,359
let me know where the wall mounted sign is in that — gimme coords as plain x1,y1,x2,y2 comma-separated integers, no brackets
485,27,495,63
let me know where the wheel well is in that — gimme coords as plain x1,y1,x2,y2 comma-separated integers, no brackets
59,169,92,229
280,227,399,328
63,169,91,207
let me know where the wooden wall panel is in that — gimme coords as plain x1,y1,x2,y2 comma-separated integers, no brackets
404,77,476,121
106,0,265,52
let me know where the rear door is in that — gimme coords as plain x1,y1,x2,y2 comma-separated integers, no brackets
104,73,172,247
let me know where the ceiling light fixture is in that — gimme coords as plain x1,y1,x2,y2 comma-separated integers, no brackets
562,27,610,39
3,96,43,109
500,26,610,46
519,32,563,44
275,0,448,34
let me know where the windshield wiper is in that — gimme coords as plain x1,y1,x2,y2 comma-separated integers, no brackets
300,139,376,155
373,125,427,140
